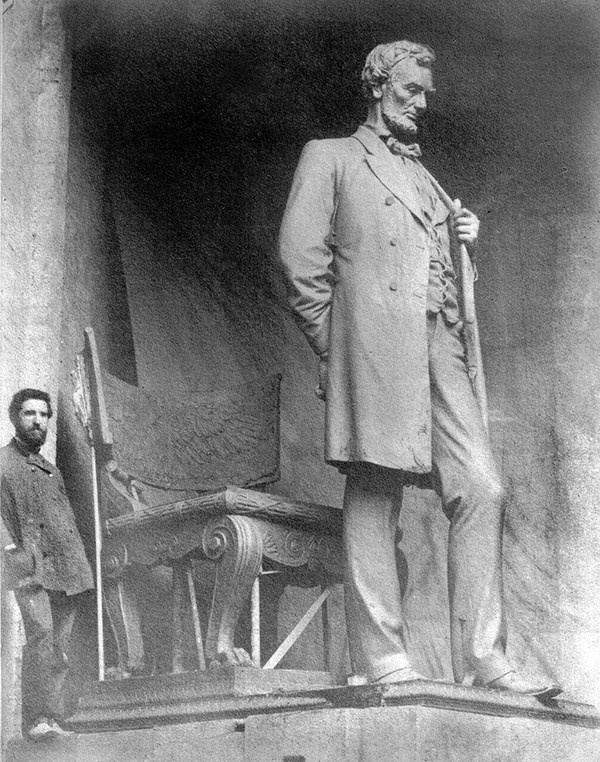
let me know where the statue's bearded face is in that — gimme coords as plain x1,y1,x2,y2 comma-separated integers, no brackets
377,58,434,141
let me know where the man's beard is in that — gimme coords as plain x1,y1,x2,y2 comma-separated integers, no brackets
382,109,419,144
15,423,47,451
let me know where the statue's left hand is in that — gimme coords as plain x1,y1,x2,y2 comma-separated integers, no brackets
453,198,479,246
315,356,328,401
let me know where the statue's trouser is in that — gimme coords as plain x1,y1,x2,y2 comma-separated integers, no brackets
343,312,511,684
14,586,78,729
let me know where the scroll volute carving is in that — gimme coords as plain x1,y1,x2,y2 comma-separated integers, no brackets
254,519,344,583
201,516,263,664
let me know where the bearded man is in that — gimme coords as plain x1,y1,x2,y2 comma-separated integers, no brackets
279,40,560,697
1,389,94,741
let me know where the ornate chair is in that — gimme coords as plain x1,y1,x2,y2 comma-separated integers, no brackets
73,328,344,680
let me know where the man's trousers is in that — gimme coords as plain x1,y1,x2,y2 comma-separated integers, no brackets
13,585,78,729
343,312,512,683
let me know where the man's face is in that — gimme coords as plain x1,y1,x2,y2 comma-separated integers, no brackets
15,398,49,450
377,58,435,139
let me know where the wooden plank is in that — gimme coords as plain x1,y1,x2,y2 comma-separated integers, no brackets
263,587,332,670
84,326,114,451
186,566,206,671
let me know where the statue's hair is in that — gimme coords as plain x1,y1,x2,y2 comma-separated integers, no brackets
9,388,53,426
361,40,436,100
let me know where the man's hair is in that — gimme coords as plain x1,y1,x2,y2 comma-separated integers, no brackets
361,40,436,101
8,388,53,426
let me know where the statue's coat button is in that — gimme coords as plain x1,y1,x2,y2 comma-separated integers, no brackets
385,196,395,205
389,281,398,291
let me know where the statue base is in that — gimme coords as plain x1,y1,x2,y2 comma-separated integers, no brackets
244,698,600,762
66,667,337,731
5,677,599,761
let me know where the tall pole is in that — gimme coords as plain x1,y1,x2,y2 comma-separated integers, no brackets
417,164,489,432
89,440,105,681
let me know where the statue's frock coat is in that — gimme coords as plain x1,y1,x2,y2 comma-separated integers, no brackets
280,126,452,473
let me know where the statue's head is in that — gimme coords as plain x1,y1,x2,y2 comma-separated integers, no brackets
361,40,436,140
361,41,436,101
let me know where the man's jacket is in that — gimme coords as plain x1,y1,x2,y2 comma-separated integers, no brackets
279,125,456,473
0,438,94,594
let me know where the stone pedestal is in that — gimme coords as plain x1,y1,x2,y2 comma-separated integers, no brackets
65,667,336,731
247,681,600,761
6,678,597,762
5,719,245,762
245,703,599,762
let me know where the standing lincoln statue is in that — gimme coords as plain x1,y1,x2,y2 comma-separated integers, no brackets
279,40,561,697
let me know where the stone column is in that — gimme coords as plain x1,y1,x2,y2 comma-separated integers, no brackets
23,0,72,450
1,0,73,743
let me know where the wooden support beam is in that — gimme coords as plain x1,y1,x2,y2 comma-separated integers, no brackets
263,587,332,670
186,565,206,671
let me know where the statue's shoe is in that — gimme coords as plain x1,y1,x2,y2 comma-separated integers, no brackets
475,671,562,699
373,666,433,684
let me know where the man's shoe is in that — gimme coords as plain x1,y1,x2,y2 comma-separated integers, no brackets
27,719,58,742
373,666,429,684
476,670,562,699
48,721,75,739
27,718,74,742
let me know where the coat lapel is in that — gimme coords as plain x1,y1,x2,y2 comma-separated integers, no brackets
352,126,427,226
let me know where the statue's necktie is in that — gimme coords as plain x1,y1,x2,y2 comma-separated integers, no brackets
382,135,422,159
380,134,442,254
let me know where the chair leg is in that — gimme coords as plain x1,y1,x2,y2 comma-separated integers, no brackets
201,516,263,666
171,558,207,672
104,572,145,676
322,584,331,672
171,561,188,674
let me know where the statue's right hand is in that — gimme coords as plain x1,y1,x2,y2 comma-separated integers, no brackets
316,356,328,401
